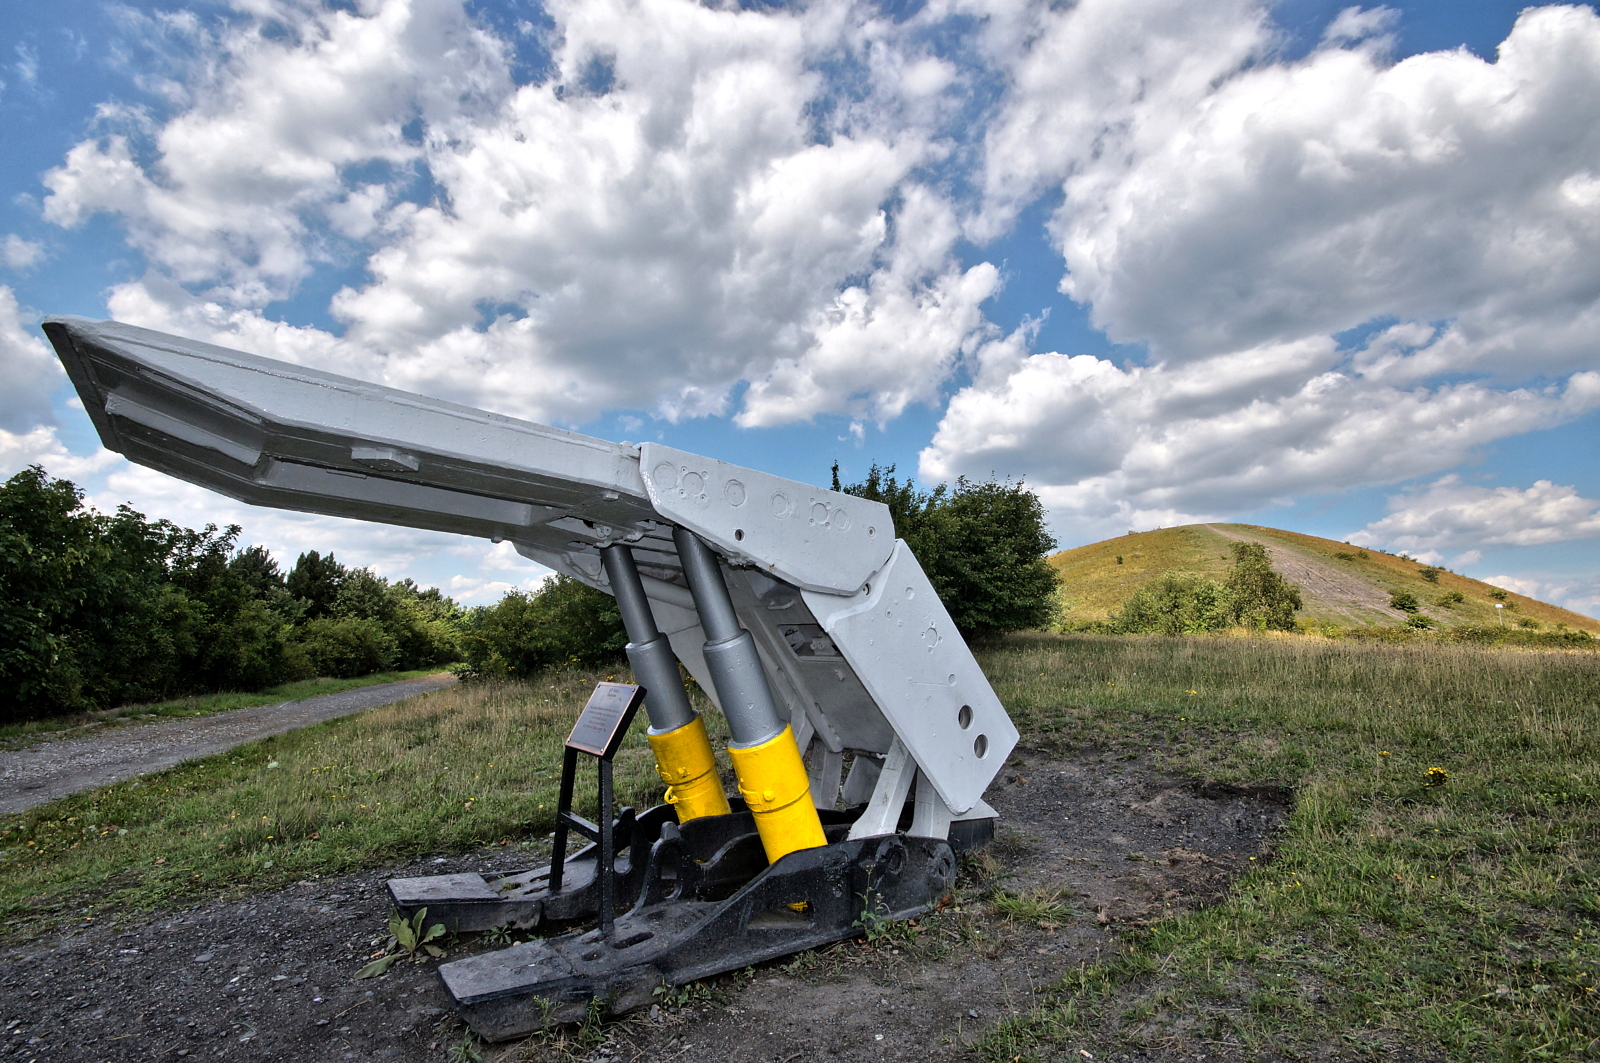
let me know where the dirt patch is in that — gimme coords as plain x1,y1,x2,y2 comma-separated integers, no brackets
0,749,1286,1063
1205,524,1404,627
0,676,457,815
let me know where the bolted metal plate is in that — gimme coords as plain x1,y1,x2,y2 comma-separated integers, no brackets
388,873,501,906
804,541,1018,814
638,442,893,595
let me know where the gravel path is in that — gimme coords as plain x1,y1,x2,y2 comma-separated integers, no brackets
1205,523,1406,626
0,675,457,815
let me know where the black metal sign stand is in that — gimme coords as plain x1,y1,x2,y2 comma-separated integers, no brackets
547,682,646,939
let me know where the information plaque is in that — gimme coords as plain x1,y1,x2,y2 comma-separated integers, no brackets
564,682,647,760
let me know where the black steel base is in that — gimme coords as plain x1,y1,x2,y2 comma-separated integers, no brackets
441,831,956,1040
387,802,991,1041
388,801,991,934
390,803,675,933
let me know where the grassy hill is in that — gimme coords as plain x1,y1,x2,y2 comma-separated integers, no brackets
1051,523,1600,634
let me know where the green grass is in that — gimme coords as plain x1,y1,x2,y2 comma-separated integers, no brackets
0,665,700,935
0,669,447,749
4,633,1597,1057
980,633,1600,1060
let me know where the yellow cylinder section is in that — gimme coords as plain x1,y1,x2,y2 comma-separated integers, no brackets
647,716,731,822
727,724,827,863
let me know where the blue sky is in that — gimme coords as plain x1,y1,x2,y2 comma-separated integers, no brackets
2,0,1597,616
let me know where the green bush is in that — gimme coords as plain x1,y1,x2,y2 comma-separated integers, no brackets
1110,542,1304,635
833,463,1058,638
0,467,304,719
1390,590,1420,612
1346,625,1597,649
1111,572,1232,635
1436,590,1465,606
1224,542,1302,630
293,617,399,678
386,580,463,667
0,466,463,720
459,575,626,679
1418,567,1441,583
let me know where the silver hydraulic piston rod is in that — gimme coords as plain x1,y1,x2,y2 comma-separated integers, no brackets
671,527,783,748
600,544,696,734
600,543,730,822
672,526,826,859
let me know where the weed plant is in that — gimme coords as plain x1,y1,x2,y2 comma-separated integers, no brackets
980,633,1600,1060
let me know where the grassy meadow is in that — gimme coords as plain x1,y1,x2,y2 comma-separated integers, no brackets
0,667,721,932
2,634,1597,1058
981,634,1600,1060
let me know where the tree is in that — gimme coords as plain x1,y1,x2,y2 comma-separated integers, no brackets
833,463,1058,638
287,550,346,619
1112,541,1303,635
0,467,465,721
1,466,105,717
1224,542,1302,630
460,575,626,678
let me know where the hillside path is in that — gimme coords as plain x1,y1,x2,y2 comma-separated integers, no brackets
0,674,456,815
1204,524,1405,625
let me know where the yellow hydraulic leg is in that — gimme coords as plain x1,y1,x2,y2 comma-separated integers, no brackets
647,716,731,822
727,724,827,863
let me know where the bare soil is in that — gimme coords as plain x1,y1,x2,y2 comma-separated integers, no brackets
0,747,1286,1063
0,676,457,815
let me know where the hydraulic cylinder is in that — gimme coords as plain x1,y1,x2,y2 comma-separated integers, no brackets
600,544,730,822
672,528,826,862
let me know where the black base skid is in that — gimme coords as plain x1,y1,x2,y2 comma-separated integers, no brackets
390,806,979,1041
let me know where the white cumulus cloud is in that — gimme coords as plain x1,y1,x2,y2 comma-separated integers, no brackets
1,235,45,271
21,0,1600,570
0,425,120,483
1353,476,1600,551
43,0,1001,429
923,332,1600,540
1043,4,1600,371
0,286,66,433
921,3,1600,540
